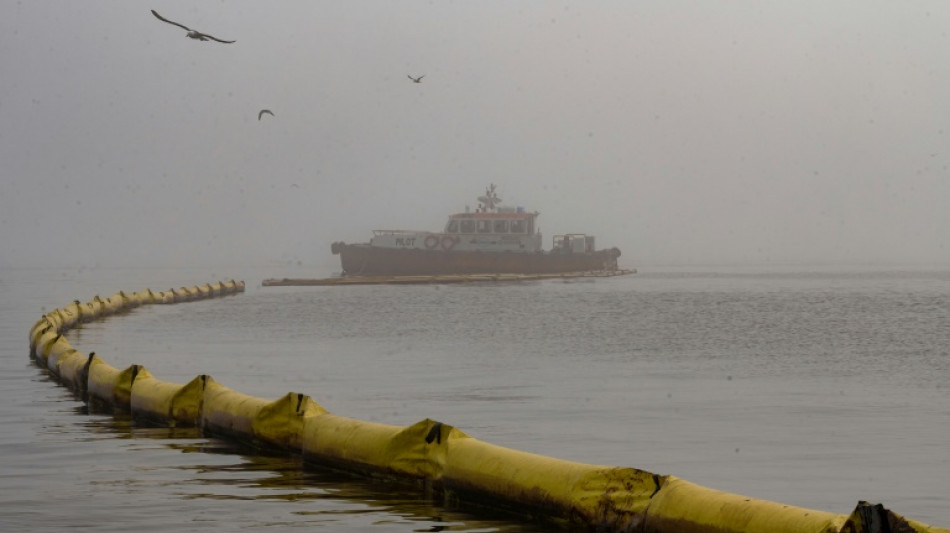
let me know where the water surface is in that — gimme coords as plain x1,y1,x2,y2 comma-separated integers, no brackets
2,265,947,531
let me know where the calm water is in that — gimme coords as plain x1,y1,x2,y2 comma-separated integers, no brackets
1,264,948,531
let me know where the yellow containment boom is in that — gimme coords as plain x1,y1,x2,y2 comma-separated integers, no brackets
26,280,948,533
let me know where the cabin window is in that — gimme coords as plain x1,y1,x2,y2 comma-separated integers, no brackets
446,220,459,233
493,220,508,233
460,219,476,233
510,219,526,233
477,220,492,233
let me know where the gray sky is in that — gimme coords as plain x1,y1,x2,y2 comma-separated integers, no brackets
2,1,948,270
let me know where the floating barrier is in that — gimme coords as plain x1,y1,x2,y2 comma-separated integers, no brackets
27,280,948,533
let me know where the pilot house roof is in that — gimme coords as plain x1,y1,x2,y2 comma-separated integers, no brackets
448,211,538,220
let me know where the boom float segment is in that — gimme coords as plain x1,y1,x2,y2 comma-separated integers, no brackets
52,349,89,391
202,380,326,450
300,415,455,480
643,476,846,533
87,357,139,409
442,435,660,530
25,280,948,533
130,369,209,427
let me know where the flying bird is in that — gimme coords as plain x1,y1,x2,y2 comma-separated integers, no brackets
408,74,425,83
258,109,275,121
151,10,235,43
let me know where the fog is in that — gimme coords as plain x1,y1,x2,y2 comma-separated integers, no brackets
2,2,948,270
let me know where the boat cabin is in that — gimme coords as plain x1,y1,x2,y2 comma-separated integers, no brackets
444,208,537,236
367,185,597,255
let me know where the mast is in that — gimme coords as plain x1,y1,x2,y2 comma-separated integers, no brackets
476,183,501,213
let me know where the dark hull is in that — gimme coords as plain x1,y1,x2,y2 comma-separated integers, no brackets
332,243,621,276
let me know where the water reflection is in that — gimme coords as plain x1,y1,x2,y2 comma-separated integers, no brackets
75,414,553,532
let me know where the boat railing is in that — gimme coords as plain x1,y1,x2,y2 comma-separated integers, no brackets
372,229,433,236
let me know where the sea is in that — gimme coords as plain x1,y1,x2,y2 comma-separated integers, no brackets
1,263,948,532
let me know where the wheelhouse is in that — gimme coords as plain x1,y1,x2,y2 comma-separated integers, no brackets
444,210,537,235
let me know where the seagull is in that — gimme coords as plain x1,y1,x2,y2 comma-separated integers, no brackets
258,109,274,121
408,74,424,83
151,10,235,43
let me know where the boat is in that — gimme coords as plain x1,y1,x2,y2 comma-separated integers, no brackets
330,185,624,276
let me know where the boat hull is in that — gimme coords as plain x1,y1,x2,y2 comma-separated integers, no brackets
332,243,621,276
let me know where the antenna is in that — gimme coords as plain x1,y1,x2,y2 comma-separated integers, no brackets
477,184,501,212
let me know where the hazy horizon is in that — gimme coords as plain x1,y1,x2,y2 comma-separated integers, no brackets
3,2,948,270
